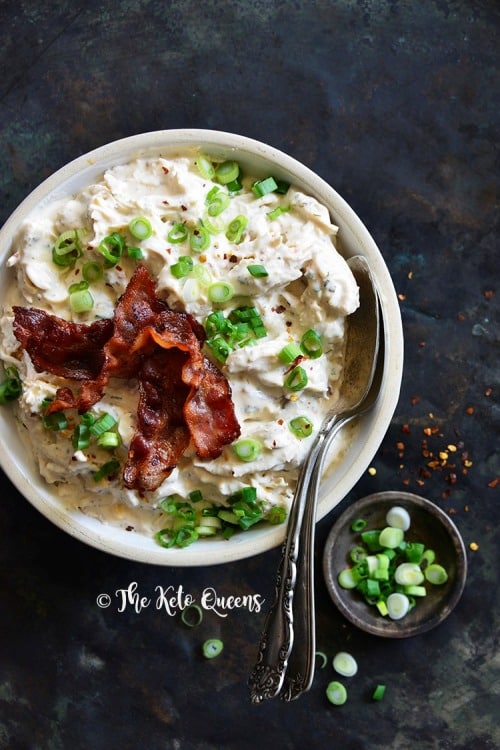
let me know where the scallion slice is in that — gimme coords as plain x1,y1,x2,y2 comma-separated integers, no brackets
52,229,84,267
97,431,121,449
332,652,358,678
425,564,448,585
233,438,262,462
300,328,323,358
127,246,144,259
372,684,386,701
252,176,278,197
128,217,152,240
326,681,347,706
167,222,188,243
267,205,290,220
202,638,224,659
386,505,411,531
205,190,230,216
92,458,121,482
0,366,21,404
195,154,215,180
247,264,269,278
285,365,308,391
279,342,301,364
267,506,287,525
70,289,94,313
386,592,410,620
72,424,90,451
289,415,313,438
215,160,240,185
225,214,248,244
170,255,194,279
43,411,68,431
89,412,117,437
189,225,210,253
208,281,234,303
181,603,203,628
82,261,103,283
98,232,125,266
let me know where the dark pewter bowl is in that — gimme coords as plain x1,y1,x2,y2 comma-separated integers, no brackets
323,491,467,638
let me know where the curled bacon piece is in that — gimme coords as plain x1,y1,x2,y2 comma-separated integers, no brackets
12,265,240,493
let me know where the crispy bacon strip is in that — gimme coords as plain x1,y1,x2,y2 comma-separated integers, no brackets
184,357,241,459
123,349,192,493
12,308,113,380
12,265,240,493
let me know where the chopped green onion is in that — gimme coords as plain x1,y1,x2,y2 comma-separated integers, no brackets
285,365,308,391
208,281,234,304
360,529,382,551
247,264,269,278
275,179,290,194
189,225,210,253
225,214,248,243
425,564,448,585
349,545,367,563
404,542,425,564
201,212,225,235
267,205,290,220
404,585,427,597
267,506,287,525
80,412,95,426
128,217,152,240
82,261,103,283
386,505,411,531
218,509,240,525
195,154,215,180
205,189,230,216
89,412,117,437
181,603,203,628
97,431,121,449
72,424,90,451
0,366,22,404
300,329,323,359
52,229,84,267
378,526,404,549
127,246,144,259
226,176,243,193
202,638,223,659
394,563,424,586
43,411,68,431
289,415,313,438
386,592,410,620
326,681,347,706
279,342,301,364
170,255,194,279
252,176,278,197
233,438,262,462
422,549,436,566
92,458,120,482
332,652,358,677
316,651,328,670
351,518,367,532
193,263,211,287
215,160,240,185
70,289,94,313
206,336,233,363
69,280,89,294
338,568,361,589
168,222,189,243
98,232,125,266
372,684,386,701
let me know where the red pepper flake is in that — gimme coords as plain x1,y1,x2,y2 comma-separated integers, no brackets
398,293,406,301
396,441,405,451
466,406,475,415
162,166,169,174
402,477,411,486
487,478,499,489
181,205,187,211
411,395,420,406
418,341,426,348
483,289,494,300
485,387,492,397
457,313,466,321
401,423,411,434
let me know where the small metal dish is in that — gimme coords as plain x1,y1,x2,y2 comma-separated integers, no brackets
323,491,467,638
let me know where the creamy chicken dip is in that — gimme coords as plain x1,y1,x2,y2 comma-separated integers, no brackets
0,153,359,546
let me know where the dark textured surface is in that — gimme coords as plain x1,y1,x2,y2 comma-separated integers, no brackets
1,1,499,748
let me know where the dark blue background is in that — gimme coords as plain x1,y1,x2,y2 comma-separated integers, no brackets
1,2,498,748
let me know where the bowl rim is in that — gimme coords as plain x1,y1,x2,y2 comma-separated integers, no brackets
0,129,404,566
322,490,468,637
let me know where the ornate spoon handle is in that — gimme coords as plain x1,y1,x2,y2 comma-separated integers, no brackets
279,415,353,701
248,424,331,703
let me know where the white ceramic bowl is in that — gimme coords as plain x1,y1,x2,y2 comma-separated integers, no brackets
0,129,403,565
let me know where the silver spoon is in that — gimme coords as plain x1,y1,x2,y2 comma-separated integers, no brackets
248,255,383,703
